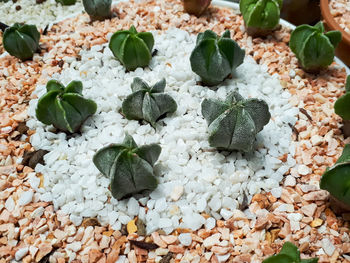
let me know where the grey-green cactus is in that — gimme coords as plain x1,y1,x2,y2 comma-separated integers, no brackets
201,91,270,152
93,134,161,200
56,0,76,5
36,80,97,133
122,78,177,127
109,26,154,71
82,0,112,21
3,23,40,61
240,0,283,36
190,30,245,87
289,21,342,72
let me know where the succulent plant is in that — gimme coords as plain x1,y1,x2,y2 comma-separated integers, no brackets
320,144,350,208
289,21,342,73
36,80,97,133
109,26,154,71
190,30,245,87
122,78,177,127
3,23,40,61
56,0,76,5
93,134,161,200
201,91,270,152
82,0,112,21
263,242,318,263
183,0,211,17
335,76,350,137
240,0,283,36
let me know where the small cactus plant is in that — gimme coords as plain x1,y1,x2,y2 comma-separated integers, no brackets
263,242,318,263
93,134,161,200
109,26,154,71
334,76,350,137
190,30,245,87
3,23,40,61
82,0,112,21
36,80,97,133
289,21,341,73
183,0,211,17
201,91,270,152
56,0,77,5
122,78,177,127
240,0,283,36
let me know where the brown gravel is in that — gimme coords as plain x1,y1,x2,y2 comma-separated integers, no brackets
0,0,349,262
329,0,350,34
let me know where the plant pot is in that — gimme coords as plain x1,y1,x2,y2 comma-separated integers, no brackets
320,0,350,67
280,0,320,26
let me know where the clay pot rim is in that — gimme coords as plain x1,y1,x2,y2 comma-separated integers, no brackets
320,0,350,45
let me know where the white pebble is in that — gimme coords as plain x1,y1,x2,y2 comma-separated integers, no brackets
18,191,34,206
178,233,192,246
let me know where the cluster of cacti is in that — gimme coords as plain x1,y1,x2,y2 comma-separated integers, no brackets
93,134,161,200
190,30,245,87
289,22,341,72
240,0,283,36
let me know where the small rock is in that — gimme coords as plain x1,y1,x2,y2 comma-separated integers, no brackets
5,196,15,212
322,238,335,256
303,190,329,201
284,176,296,187
298,165,311,175
18,191,33,206
311,135,323,146
15,247,28,261
300,203,317,217
178,233,192,246
203,233,221,248
310,218,323,228
170,185,183,201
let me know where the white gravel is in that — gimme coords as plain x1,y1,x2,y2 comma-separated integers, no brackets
0,0,83,29
27,29,298,233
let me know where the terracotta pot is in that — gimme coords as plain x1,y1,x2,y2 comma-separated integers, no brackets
320,0,350,67
281,0,321,26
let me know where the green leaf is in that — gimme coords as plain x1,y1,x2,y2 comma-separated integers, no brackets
152,94,177,116
335,144,350,164
131,77,149,92
56,0,77,5
196,30,218,44
142,92,160,126
109,31,130,61
289,25,315,58
314,21,325,33
64,80,83,94
93,145,126,176
301,259,319,263
151,78,166,93
53,99,72,133
262,254,297,263
35,90,61,125
137,32,154,52
46,80,64,92
59,99,83,133
123,90,145,120
334,93,350,120
325,30,342,49
134,144,161,166
279,242,300,261
122,133,138,149
218,38,245,70
82,0,112,21
243,98,271,132
201,98,228,126
19,24,40,44
346,75,350,92
62,93,97,121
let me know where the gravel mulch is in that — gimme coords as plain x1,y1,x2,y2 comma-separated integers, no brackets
0,0,349,262
329,0,350,34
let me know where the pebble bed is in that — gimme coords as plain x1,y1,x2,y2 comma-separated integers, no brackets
26,29,298,233
0,0,350,262
329,0,350,34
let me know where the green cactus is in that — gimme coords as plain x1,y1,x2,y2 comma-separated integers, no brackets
334,76,350,120
263,242,318,263
289,21,342,72
82,0,112,21
201,91,270,152
190,30,245,87
35,80,97,133
320,144,350,207
3,23,40,61
240,0,283,36
93,134,161,200
109,26,154,71
122,78,177,128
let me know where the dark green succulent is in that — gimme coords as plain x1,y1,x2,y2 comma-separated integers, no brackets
56,0,77,5
334,76,350,120
240,0,283,36
263,242,318,263
93,134,161,200
320,144,350,207
201,91,270,152
289,21,342,72
35,80,97,133
3,23,40,61
190,30,245,87
109,26,154,71
122,78,177,127
82,0,112,21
